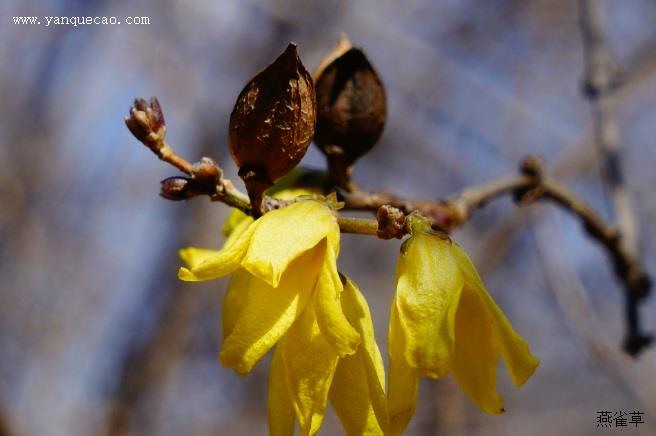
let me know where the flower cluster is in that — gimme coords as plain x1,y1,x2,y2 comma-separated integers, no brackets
179,199,538,435
127,41,540,435
180,198,387,435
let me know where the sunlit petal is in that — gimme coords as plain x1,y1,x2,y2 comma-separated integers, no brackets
220,248,323,374
330,355,384,436
178,218,259,282
329,277,387,435
241,201,338,288
326,212,341,259
313,244,360,357
268,345,296,436
272,187,318,200
179,247,221,269
222,208,251,237
450,243,539,387
387,298,419,436
222,268,252,340
395,233,464,377
451,283,504,415
280,302,339,436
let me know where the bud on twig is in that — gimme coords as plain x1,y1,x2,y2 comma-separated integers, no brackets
314,37,386,179
160,177,194,201
125,97,166,150
229,43,316,215
160,158,223,201
191,157,221,187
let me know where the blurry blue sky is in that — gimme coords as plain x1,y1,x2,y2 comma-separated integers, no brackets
1,1,655,435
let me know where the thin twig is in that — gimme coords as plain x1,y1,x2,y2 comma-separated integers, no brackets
579,0,651,354
211,178,251,211
532,211,656,424
126,95,651,354
138,132,650,304
336,216,379,236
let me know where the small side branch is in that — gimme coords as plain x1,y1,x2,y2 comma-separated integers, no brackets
126,96,651,355
579,0,651,354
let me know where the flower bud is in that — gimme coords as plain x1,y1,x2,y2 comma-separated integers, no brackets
229,43,316,211
313,39,386,166
160,176,194,201
125,97,166,150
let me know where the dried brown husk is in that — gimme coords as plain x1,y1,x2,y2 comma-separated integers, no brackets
313,42,386,166
229,43,317,187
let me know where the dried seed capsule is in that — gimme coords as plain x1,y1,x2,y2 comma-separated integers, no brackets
229,43,316,213
313,39,386,167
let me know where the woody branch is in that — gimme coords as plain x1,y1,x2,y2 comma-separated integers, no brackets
579,0,651,354
125,99,651,342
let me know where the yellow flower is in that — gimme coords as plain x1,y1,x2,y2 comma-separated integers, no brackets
268,276,388,436
388,220,539,434
179,200,359,371
179,199,386,435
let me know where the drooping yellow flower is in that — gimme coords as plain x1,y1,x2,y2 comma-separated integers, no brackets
179,199,387,435
179,200,360,372
267,276,388,436
329,276,388,435
388,218,539,434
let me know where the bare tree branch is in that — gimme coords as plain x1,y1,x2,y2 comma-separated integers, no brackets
126,86,652,354
579,0,652,355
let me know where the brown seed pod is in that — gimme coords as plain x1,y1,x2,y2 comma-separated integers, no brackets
229,43,316,212
313,39,386,167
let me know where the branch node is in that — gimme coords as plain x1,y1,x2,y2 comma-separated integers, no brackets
514,156,545,205
376,205,407,239
191,157,222,188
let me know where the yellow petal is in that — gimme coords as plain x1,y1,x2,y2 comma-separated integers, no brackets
329,277,387,436
222,208,251,237
330,355,384,436
223,188,314,237
179,247,221,269
178,218,259,282
395,233,464,377
222,268,252,340
450,243,539,387
313,244,360,357
387,298,419,436
220,248,323,374
280,301,339,436
342,278,388,427
268,345,296,436
326,210,341,259
480,288,540,387
241,201,338,288
451,283,504,415
272,187,318,200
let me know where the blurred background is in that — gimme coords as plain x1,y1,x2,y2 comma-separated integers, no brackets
1,0,656,435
